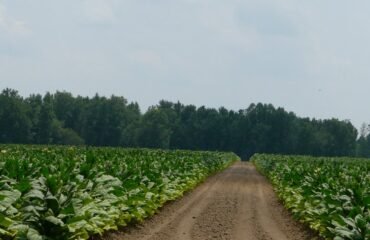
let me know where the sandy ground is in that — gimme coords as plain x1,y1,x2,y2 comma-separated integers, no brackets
103,162,319,240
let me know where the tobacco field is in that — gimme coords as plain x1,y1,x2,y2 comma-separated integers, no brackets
0,145,238,239
252,154,370,240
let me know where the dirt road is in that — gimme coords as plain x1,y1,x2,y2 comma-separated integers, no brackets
105,162,318,240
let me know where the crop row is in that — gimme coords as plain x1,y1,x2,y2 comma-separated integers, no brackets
252,154,370,240
0,145,239,239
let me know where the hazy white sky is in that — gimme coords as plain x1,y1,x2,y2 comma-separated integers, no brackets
0,0,369,128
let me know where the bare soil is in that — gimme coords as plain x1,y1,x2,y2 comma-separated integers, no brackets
104,162,320,240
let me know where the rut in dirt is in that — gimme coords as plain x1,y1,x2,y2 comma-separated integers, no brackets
104,162,319,240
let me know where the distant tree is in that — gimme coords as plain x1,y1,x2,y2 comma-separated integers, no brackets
120,102,141,147
136,107,172,149
171,104,198,149
56,128,85,145
25,94,43,142
35,93,58,144
0,89,31,143
53,91,77,129
0,87,363,159
356,123,370,157
359,123,370,138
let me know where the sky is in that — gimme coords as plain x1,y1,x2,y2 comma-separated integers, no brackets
0,0,369,129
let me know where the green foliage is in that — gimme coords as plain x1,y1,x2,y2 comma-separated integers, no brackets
356,135,370,158
0,145,238,239
0,88,362,159
252,154,370,240
0,89,31,143
55,128,85,146
135,107,173,149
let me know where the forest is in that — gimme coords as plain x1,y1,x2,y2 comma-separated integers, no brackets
0,88,369,159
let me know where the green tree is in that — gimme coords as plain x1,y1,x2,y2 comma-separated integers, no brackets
136,107,172,149
0,89,31,143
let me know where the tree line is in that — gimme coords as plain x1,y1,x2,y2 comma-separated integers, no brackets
0,88,368,159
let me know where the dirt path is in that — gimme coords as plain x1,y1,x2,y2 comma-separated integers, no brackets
104,162,319,240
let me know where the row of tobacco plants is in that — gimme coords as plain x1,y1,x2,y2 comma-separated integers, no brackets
252,154,370,240
0,145,238,239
